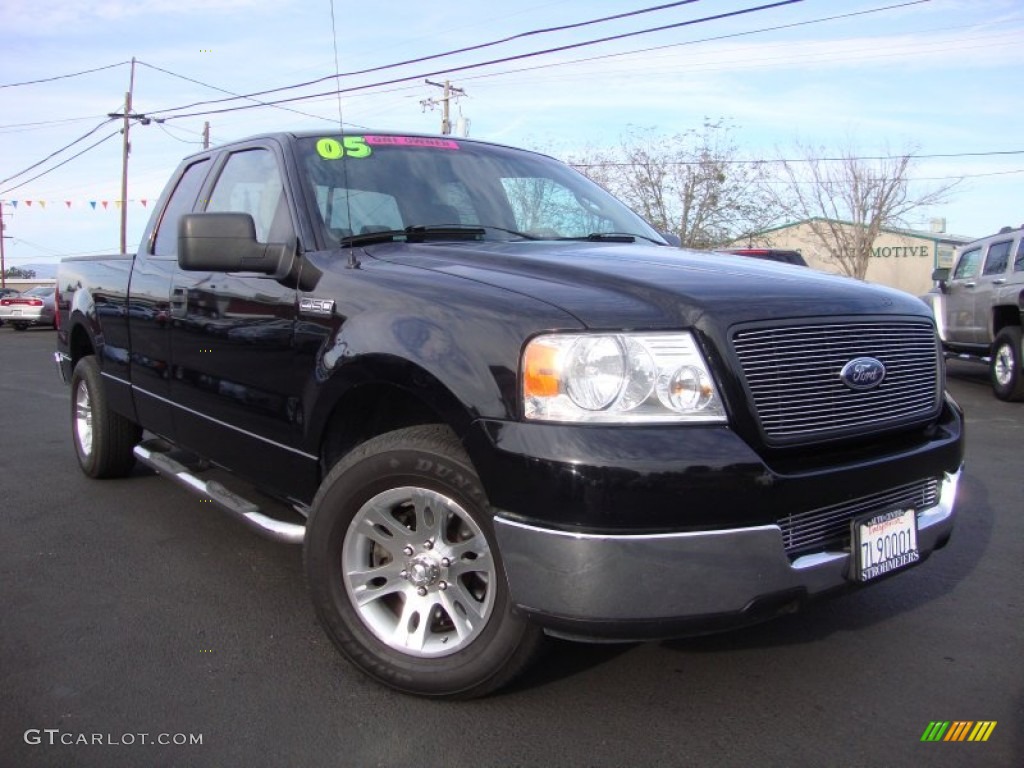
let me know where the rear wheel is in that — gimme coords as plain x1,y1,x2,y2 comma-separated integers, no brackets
990,327,1024,401
13,323,28,331
304,425,544,698
71,356,142,477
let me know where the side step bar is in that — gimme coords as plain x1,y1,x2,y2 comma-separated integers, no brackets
133,439,306,544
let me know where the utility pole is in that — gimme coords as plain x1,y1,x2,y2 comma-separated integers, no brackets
421,80,465,135
202,121,210,150
0,203,9,289
107,57,163,253
114,58,136,254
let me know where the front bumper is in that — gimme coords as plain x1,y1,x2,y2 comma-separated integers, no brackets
494,468,960,640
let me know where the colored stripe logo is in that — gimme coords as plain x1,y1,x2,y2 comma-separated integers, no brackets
921,721,997,742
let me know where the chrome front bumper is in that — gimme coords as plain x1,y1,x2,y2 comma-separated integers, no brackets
494,468,960,639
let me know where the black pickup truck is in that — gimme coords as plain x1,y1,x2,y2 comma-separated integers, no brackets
55,131,964,698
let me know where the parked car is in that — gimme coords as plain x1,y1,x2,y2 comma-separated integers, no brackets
719,248,808,266
923,225,1024,400
0,288,21,326
0,285,56,330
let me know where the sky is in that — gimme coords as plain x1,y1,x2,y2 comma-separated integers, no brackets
1,0,1021,273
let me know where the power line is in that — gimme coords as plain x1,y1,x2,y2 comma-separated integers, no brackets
0,60,130,89
156,0,807,120
0,129,121,196
0,0,949,200
0,118,118,187
451,0,936,88
0,115,112,133
144,1,709,116
570,149,1024,169
155,121,204,145
136,61,339,124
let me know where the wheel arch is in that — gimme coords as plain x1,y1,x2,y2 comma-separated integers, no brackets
991,301,1023,340
314,357,477,477
68,319,96,370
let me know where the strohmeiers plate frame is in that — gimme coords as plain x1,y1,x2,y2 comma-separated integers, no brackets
850,508,920,582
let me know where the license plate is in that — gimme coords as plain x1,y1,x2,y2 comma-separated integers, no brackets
11,309,21,315
851,508,919,582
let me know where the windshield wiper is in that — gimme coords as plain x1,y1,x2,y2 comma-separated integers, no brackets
479,225,542,240
557,232,651,244
581,232,671,244
340,225,486,247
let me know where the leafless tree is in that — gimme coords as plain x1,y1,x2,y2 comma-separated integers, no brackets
771,140,959,278
567,121,783,249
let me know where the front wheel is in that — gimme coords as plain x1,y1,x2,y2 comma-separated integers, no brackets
990,327,1024,401
304,425,544,698
70,356,143,477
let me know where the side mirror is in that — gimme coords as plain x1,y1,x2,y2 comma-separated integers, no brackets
931,267,950,292
178,213,292,276
660,232,682,248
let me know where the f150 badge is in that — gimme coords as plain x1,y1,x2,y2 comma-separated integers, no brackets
300,297,335,317
840,357,886,391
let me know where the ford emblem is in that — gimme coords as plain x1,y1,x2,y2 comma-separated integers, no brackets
840,357,886,391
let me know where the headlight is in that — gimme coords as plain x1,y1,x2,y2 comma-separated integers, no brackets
522,332,727,423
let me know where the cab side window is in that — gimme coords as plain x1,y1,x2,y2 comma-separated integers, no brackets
981,240,1011,277
152,159,210,258
1014,238,1024,273
953,247,981,280
206,149,294,242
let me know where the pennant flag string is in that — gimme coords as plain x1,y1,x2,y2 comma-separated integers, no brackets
0,198,154,210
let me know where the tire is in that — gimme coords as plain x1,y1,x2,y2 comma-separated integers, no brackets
70,356,143,478
990,327,1024,401
13,323,28,331
304,424,544,698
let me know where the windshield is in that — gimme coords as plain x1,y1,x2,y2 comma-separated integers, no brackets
296,135,664,248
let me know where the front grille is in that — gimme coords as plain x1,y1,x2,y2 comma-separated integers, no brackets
779,477,940,557
732,321,940,443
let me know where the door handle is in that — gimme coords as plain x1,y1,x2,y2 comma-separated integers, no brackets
993,278,1006,285
964,282,976,288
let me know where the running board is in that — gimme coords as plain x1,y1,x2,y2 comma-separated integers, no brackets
133,440,306,544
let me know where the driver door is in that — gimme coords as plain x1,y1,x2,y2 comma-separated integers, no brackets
169,144,315,496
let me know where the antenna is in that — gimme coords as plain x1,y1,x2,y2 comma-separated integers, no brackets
327,0,345,131
327,0,356,264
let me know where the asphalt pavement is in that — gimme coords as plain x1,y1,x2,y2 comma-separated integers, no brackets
1,326,1021,768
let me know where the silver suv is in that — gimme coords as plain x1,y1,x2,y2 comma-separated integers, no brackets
925,225,1024,400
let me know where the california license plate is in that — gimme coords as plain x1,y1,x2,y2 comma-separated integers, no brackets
852,508,919,582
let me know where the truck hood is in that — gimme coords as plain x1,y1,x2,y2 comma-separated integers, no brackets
363,241,929,330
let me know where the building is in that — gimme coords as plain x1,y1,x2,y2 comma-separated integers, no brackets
0,277,55,292
731,218,975,296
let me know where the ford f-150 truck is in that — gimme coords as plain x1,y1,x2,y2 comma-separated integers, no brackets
56,131,964,698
